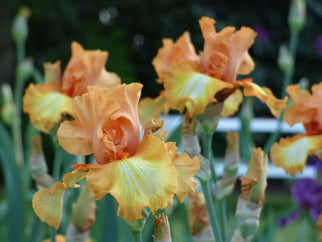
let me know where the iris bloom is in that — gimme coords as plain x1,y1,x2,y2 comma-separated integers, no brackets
139,16,287,121
32,83,199,229
23,41,120,133
271,82,322,175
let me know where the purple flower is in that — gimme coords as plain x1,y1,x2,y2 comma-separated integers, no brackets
314,35,322,56
252,26,273,42
307,155,322,172
291,178,322,221
278,210,300,228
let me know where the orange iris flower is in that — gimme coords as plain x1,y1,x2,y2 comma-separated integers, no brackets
23,41,120,133
32,83,200,229
271,82,322,175
139,16,287,123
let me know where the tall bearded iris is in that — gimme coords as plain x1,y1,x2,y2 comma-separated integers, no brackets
271,82,322,175
139,16,287,124
32,83,200,229
23,42,121,133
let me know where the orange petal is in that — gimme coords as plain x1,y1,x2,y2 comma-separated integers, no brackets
164,61,232,116
271,134,322,176
86,135,178,220
241,81,288,118
23,82,74,133
152,32,199,83
138,94,169,127
166,142,200,202
94,83,142,161
284,83,322,134
199,17,256,83
61,41,121,97
32,168,87,229
57,87,120,157
221,89,243,117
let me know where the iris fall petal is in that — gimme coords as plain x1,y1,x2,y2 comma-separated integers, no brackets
23,82,74,133
271,134,322,176
86,135,178,220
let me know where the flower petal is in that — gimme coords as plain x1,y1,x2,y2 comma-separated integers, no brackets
199,16,256,82
241,81,288,118
152,32,199,83
32,168,87,229
284,83,322,134
23,82,74,133
57,87,120,157
166,142,200,202
221,88,243,117
86,135,178,220
271,134,322,176
61,41,121,97
32,183,66,229
138,94,169,127
164,61,232,116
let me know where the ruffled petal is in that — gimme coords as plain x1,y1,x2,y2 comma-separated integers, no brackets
138,94,169,127
166,142,200,202
271,134,322,176
199,16,256,83
164,61,232,116
285,83,322,134
241,81,288,118
86,135,178,220
61,41,121,97
57,87,120,157
221,89,243,117
152,32,199,83
32,183,66,229
93,83,142,162
32,168,87,229
23,82,74,133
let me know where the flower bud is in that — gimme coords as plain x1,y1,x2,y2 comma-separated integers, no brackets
234,197,262,239
288,0,306,34
11,7,31,44
17,58,34,82
153,214,171,242
214,132,240,199
182,113,200,156
72,185,97,232
278,45,294,75
0,84,16,126
30,136,55,189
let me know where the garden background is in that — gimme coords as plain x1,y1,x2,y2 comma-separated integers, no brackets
1,0,322,241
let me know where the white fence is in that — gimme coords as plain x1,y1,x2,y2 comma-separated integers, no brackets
162,115,314,179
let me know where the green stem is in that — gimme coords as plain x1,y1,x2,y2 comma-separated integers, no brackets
218,199,228,242
201,133,217,182
50,227,57,242
264,30,299,154
201,180,223,242
53,146,63,180
12,42,26,167
132,230,143,242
